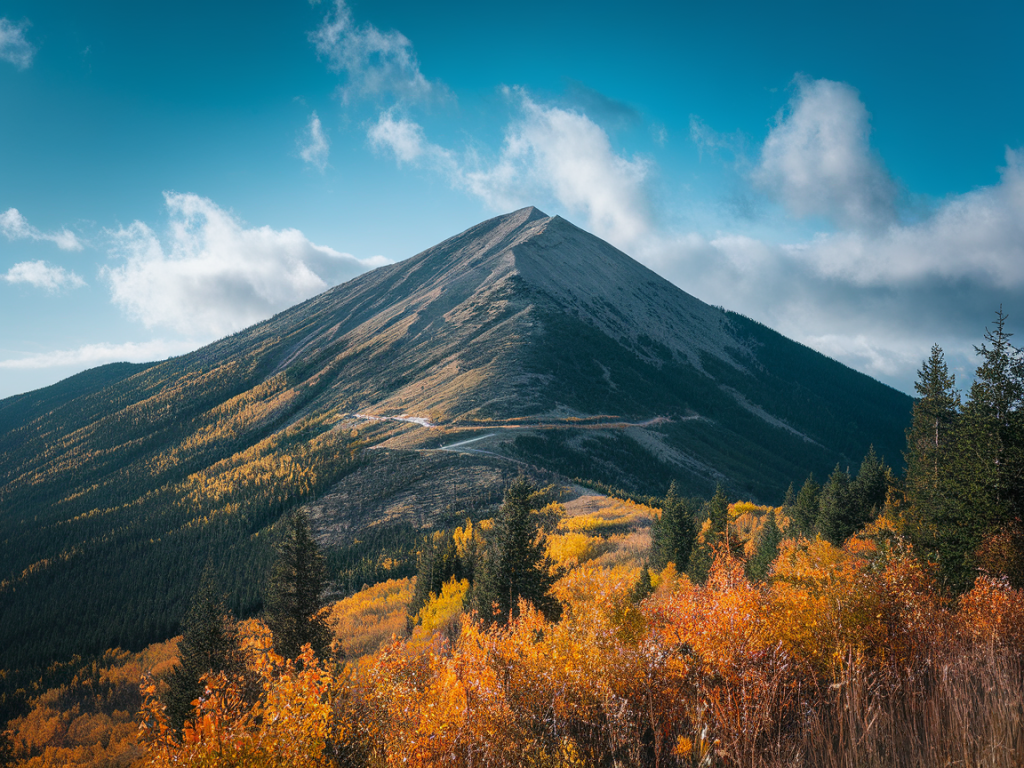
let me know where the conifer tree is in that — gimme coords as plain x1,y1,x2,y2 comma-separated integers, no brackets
164,568,243,734
792,475,821,536
747,509,782,581
688,484,729,584
782,482,797,510
853,446,889,518
651,481,697,571
265,510,331,659
817,465,854,545
408,529,467,623
905,345,960,559
472,477,561,625
945,309,1024,587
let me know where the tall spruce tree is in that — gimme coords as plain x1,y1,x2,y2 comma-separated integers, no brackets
688,484,729,584
946,309,1024,587
792,475,821,536
905,345,961,560
164,568,243,734
651,481,697,572
816,465,855,545
472,477,561,625
265,510,331,659
853,446,889,518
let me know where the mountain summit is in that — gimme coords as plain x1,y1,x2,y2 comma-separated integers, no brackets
0,208,911,671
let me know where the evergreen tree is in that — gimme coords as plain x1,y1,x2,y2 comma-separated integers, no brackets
792,475,821,536
747,509,782,581
946,309,1024,587
472,477,561,625
853,446,889,519
408,529,467,623
817,465,854,545
905,345,960,508
688,485,730,584
651,481,697,572
265,510,331,659
708,483,730,538
164,568,243,734
782,482,797,510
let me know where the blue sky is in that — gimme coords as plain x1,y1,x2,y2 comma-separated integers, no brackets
2,0,1023,400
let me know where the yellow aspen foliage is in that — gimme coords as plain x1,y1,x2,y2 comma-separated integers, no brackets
414,577,469,636
326,577,413,660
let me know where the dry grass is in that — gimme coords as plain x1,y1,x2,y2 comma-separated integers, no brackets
790,647,1024,768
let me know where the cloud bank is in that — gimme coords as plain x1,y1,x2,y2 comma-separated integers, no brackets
103,192,387,337
0,18,34,70
3,260,86,291
1,208,84,250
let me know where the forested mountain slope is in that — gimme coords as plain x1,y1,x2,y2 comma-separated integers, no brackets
0,206,911,674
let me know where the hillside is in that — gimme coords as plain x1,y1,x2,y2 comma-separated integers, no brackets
0,206,911,674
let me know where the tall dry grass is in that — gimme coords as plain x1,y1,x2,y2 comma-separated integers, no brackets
791,646,1024,768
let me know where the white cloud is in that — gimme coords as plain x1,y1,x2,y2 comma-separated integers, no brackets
753,77,896,230
800,148,1024,286
369,90,652,249
0,18,34,70
299,111,330,172
1,208,84,251
2,260,86,291
368,109,437,165
310,0,438,105
102,192,388,336
0,339,197,370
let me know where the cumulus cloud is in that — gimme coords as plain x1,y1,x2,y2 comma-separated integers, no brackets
753,77,896,230
0,18,34,70
368,109,442,165
1,208,84,251
799,148,1024,286
0,339,197,370
310,0,438,105
369,90,652,249
3,260,86,291
299,111,330,172
102,192,388,337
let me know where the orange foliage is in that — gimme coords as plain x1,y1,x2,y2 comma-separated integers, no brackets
7,639,178,768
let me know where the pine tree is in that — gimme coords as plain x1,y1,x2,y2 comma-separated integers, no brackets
408,529,466,624
817,465,854,545
905,345,961,561
853,446,889,519
472,477,561,625
265,510,331,659
792,475,821,536
946,309,1024,587
164,568,243,734
782,482,797,510
688,485,730,584
747,509,782,581
651,481,697,571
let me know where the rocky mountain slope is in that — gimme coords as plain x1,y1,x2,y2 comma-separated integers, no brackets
0,206,912,671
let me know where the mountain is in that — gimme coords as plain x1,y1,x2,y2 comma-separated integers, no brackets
0,207,912,673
